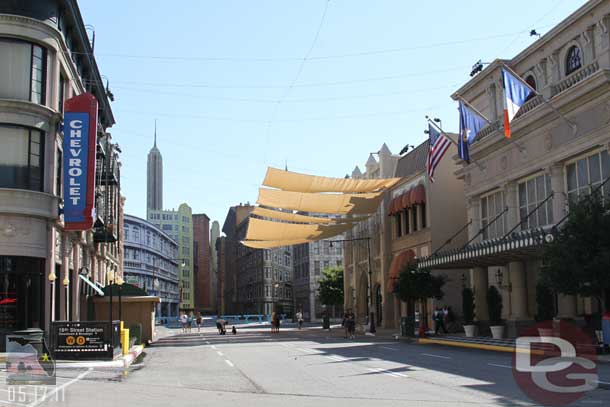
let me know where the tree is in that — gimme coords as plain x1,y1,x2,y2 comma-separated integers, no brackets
541,191,610,312
317,266,344,317
395,262,446,325
462,287,475,325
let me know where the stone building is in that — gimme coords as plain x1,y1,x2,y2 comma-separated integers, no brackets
0,0,123,347
193,213,213,313
418,0,610,337
123,214,180,318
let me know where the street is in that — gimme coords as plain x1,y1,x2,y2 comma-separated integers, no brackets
2,325,610,407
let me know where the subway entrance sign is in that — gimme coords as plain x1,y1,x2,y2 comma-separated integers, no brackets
51,321,121,360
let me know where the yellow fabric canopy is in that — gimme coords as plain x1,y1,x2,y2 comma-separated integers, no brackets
251,207,368,225
241,239,310,249
257,188,383,215
263,167,401,193
245,217,354,241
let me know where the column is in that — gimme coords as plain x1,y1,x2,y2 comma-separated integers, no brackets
471,267,489,321
509,261,529,320
71,239,79,321
59,234,70,321
549,164,577,318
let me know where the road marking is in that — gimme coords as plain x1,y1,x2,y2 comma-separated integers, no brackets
367,367,407,378
421,353,452,359
380,346,399,351
28,368,92,407
325,355,347,362
488,363,512,369
297,348,319,354
211,345,217,350
217,351,224,356
225,360,234,367
594,380,610,385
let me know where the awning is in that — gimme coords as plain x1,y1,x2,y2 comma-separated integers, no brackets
241,239,310,249
251,206,368,224
401,191,412,208
257,188,384,215
410,184,426,205
417,228,548,270
263,167,401,193
387,249,416,292
79,274,105,296
245,217,354,241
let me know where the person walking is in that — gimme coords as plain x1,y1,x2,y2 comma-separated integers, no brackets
296,310,304,330
271,311,277,334
274,312,281,333
434,307,447,335
196,313,202,332
345,309,356,339
180,313,188,333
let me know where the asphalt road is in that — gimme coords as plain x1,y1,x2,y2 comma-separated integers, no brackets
3,325,610,407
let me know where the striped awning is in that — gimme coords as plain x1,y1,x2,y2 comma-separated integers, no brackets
387,249,416,292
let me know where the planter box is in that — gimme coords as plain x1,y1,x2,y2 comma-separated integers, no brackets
464,324,478,337
490,325,505,339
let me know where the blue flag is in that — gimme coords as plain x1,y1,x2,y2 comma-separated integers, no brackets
458,101,487,163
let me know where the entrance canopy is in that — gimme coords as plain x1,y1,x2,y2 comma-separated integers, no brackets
241,167,401,249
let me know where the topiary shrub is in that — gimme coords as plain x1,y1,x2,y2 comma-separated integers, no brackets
487,286,503,325
462,287,475,324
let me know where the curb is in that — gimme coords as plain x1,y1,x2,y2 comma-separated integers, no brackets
418,337,544,356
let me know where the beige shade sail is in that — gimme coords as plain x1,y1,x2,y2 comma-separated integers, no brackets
241,239,311,249
263,167,401,193
257,188,384,215
245,217,354,241
251,206,369,225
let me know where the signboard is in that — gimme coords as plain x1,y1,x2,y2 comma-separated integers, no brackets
62,93,98,231
51,321,120,361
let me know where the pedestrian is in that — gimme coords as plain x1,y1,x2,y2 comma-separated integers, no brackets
434,307,446,335
322,310,330,331
271,311,277,333
187,313,193,333
274,312,281,333
232,326,237,335
345,309,355,339
296,310,304,330
196,313,202,332
180,313,188,333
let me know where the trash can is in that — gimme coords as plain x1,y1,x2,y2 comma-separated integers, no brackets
12,328,45,355
401,316,415,337
602,312,610,346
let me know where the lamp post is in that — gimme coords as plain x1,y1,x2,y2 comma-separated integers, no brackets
106,268,115,323
116,275,124,322
328,237,375,334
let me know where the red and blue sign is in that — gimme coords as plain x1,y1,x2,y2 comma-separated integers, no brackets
63,93,98,231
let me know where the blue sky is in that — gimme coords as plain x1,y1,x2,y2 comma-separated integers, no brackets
79,0,587,226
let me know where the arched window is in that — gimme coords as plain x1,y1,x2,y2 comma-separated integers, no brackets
565,46,582,75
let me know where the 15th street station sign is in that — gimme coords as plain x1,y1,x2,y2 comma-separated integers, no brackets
63,93,98,231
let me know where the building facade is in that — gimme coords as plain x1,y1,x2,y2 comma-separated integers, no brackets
419,0,610,337
220,204,294,316
146,127,162,215
0,0,123,348
384,139,467,329
123,214,179,318
148,203,194,311
193,213,213,313
210,220,220,313
293,240,343,321
343,144,399,330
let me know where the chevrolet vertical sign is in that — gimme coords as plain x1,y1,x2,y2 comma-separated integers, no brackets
63,93,98,231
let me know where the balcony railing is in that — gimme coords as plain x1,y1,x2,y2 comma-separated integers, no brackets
93,222,118,243
551,60,600,97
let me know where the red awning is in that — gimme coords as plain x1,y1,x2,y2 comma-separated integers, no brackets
386,249,416,292
388,196,398,215
409,184,426,205
401,191,411,209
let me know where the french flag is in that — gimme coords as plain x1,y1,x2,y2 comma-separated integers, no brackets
502,68,533,139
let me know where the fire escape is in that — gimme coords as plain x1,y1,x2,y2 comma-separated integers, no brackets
93,133,120,243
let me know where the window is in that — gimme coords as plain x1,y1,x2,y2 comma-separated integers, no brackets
58,74,66,112
411,207,418,232
518,174,553,230
0,39,47,105
565,46,582,75
314,261,320,275
395,213,402,237
323,241,330,255
481,191,506,240
336,260,342,267
403,209,410,234
566,151,610,205
0,126,44,191
421,203,427,228
55,147,62,196
323,260,330,271
313,242,320,255
525,75,537,91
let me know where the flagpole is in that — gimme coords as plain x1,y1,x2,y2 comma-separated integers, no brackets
454,95,493,125
500,63,577,134
426,117,486,173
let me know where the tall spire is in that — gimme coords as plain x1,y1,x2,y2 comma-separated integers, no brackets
154,119,157,148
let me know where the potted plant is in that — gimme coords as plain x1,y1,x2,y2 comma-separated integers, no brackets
462,287,477,337
487,285,504,339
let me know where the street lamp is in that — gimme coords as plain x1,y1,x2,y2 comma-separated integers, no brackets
106,268,115,323
328,236,376,334
116,275,124,322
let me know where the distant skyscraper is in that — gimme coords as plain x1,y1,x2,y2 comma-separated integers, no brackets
147,122,163,213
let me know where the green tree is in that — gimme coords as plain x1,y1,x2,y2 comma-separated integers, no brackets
396,262,446,324
317,266,344,317
541,191,610,312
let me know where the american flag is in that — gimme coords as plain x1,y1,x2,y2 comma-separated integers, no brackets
427,123,451,182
